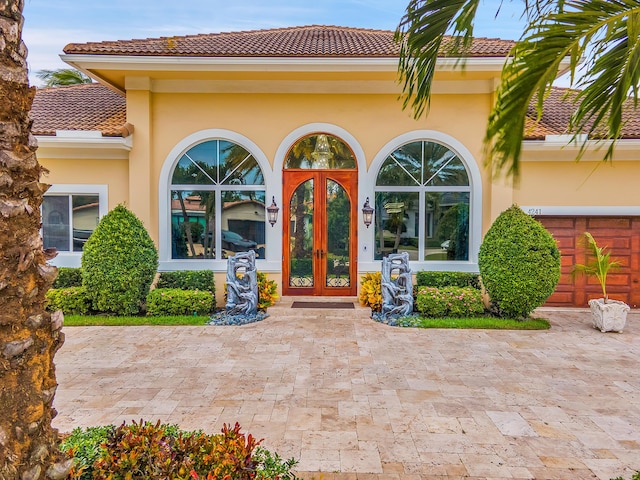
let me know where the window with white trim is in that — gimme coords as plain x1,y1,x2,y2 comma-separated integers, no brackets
374,141,471,261
42,193,101,252
169,139,266,260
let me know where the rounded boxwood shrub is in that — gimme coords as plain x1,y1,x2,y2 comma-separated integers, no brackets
82,204,158,315
478,205,560,319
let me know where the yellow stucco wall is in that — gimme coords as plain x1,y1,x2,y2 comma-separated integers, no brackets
515,159,640,206
141,90,494,242
38,157,129,210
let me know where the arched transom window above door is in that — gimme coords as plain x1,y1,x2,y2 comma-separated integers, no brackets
169,139,266,260
285,134,356,169
374,140,472,262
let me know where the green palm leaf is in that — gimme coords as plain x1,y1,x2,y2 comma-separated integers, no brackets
487,0,640,178
396,0,640,180
36,68,93,87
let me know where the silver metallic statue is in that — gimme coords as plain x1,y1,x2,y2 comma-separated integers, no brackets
381,252,413,317
226,250,258,316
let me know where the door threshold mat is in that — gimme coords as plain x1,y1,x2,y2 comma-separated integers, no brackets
291,301,355,309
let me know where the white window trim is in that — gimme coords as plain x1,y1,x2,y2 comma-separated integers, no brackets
44,184,108,268
158,129,277,271
361,131,482,273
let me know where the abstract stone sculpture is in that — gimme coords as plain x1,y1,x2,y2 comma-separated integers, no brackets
225,250,258,316
381,252,413,317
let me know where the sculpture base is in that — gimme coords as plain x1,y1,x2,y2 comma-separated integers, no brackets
208,311,268,326
372,312,420,327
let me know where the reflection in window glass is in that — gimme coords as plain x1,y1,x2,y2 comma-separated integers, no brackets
425,192,469,261
326,180,351,287
169,139,266,260
223,191,266,259
43,196,70,251
171,191,215,259
72,195,99,252
42,195,99,252
289,180,314,287
375,140,471,262
171,140,263,186
373,192,420,261
285,134,356,169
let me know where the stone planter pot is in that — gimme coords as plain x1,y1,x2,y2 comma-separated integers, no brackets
588,298,630,333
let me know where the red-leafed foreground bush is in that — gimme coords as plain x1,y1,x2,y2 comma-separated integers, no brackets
61,420,299,480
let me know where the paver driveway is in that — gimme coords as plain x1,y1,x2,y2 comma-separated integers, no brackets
52,301,640,479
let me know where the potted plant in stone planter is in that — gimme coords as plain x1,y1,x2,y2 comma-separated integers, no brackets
573,232,630,332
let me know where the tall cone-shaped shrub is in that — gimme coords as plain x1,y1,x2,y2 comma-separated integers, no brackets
479,205,560,319
82,204,158,315
0,1,71,478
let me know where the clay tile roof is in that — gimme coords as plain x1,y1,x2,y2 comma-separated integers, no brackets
63,25,514,58
524,87,640,140
31,83,126,137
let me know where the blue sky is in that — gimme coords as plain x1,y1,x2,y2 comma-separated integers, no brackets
22,0,527,86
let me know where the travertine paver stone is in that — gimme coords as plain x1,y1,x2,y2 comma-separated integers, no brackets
52,302,640,480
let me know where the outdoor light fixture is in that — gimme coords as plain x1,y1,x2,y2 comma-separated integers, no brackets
267,196,279,227
362,197,374,228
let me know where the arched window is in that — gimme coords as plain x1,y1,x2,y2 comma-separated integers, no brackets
169,139,266,260
374,140,471,262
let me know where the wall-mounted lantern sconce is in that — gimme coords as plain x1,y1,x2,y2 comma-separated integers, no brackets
362,197,374,228
267,196,279,227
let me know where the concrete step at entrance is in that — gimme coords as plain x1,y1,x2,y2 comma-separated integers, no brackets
269,296,371,318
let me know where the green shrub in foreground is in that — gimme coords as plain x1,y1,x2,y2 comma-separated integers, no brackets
61,420,299,480
146,288,214,316
82,204,158,315
60,425,114,480
415,271,481,290
416,286,484,318
45,287,91,315
52,267,83,288
157,270,215,293
479,205,560,319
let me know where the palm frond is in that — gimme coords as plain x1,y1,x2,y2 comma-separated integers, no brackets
36,68,92,87
395,0,481,118
485,0,640,179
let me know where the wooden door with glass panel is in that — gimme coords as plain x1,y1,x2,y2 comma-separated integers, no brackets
282,133,358,296
283,171,357,295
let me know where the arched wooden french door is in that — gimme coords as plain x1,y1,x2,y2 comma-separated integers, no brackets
282,133,358,296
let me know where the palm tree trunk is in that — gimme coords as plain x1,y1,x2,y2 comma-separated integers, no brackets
0,1,71,478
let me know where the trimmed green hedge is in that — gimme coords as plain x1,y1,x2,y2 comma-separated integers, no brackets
82,204,158,316
157,270,215,293
415,271,481,290
416,286,484,318
45,286,91,315
53,267,83,288
146,288,214,316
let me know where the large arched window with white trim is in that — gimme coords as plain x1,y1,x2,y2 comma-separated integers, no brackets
374,140,471,261
169,139,266,260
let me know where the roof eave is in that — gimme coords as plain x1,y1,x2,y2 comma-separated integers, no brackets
36,132,132,160
61,53,511,93
62,53,511,71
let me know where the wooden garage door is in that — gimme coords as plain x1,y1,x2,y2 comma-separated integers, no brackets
537,216,640,308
